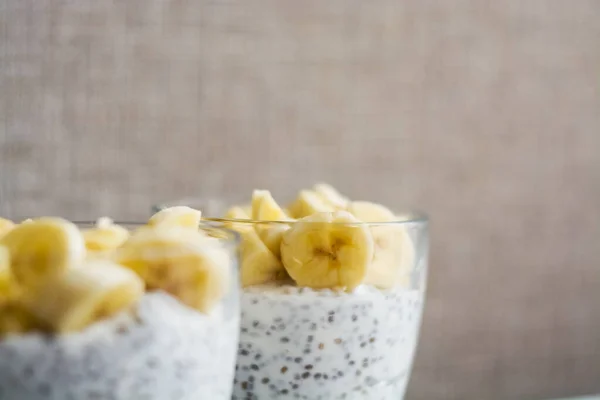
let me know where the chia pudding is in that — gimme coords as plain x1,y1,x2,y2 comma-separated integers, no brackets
0,211,241,400
235,285,423,400
0,292,239,400
202,184,429,400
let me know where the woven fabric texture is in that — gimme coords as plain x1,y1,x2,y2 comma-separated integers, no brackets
1,1,599,399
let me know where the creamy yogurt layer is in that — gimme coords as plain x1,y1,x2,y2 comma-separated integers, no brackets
0,292,239,400
233,285,424,400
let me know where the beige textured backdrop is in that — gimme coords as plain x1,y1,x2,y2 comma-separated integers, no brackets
1,1,600,399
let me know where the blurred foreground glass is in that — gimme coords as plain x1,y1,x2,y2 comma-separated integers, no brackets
154,199,429,400
0,222,240,400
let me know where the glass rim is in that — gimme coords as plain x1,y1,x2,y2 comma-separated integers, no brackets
72,220,145,226
201,211,429,226
72,220,241,246
153,199,428,225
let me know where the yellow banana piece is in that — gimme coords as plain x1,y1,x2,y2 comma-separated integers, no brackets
0,246,16,305
115,227,230,314
148,206,202,230
252,190,290,221
281,211,373,290
23,260,144,333
0,302,40,336
251,190,291,257
82,217,130,253
224,206,251,221
0,218,86,289
223,204,286,286
346,201,396,222
0,218,15,239
287,190,334,218
254,225,289,259
366,225,415,288
240,205,252,217
313,183,349,209
346,201,415,289
0,246,23,305
238,229,286,287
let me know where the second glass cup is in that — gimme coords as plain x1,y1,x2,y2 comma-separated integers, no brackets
0,219,240,400
154,194,428,400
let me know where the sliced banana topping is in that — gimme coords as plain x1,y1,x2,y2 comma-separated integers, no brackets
0,218,86,290
240,205,252,217
223,203,287,286
346,201,415,289
254,225,289,259
0,246,22,303
0,205,235,336
251,190,291,257
148,206,202,230
346,201,396,222
221,184,416,290
0,246,14,305
238,229,286,287
225,204,252,218
0,218,15,239
281,211,373,290
252,190,290,221
82,217,130,253
365,225,414,289
0,302,40,336
224,206,252,223
287,190,334,218
313,183,349,210
115,227,230,314
22,260,144,333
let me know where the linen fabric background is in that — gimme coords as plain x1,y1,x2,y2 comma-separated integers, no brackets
1,1,599,399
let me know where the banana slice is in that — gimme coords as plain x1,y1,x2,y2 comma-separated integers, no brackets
313,183,349,209
0,246,22,304
281,211,373,290
223,206,254,234
223,203,287,286
23,260,144,333
254,225,289,258
365,226,415,289
115,227,230,313
251,190,291,257
241,205,252,217
0,302,40,336
0,218,86,289
0,218,15,239
148,206,202,230
224,206,250,220
346,201,414,289
252,190,290,221
0,246,14,305
287,190,334,218
346,201,396,222
82,217,130,253
224,206,249,220
238,229,286,287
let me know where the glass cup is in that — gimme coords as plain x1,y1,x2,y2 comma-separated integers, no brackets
0,221,240,400
153,200,429,400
